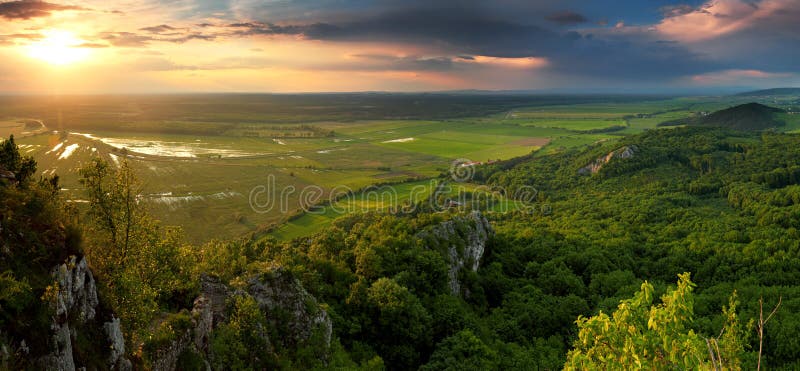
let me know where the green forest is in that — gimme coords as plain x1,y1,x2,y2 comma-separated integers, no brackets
3,124,800,369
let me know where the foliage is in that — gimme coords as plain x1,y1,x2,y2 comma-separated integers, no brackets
420,330,498,370
210,295,277,370
0,136,84,360
0,135,36,184
8,120,800,369
564,273,745,369
79,158,194,343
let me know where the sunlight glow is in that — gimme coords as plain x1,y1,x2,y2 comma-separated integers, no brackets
26,30,91,66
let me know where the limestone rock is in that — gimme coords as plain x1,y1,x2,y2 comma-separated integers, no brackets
104,317,132,370
419,211,493,295
33,256,130,371
247,268,333,349
198,274,231,326
52,256,98,322
579,145,638,175
129,269,334,369
36,323,74,371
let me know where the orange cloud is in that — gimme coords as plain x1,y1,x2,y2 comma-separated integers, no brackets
463,56,549,69
657,0,792,42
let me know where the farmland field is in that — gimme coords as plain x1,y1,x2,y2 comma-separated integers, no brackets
5,93,799,243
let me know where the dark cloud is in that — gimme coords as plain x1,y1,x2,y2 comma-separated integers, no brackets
0,0,87,20
99,30,216,47
50,0,797,88
549,35,724,81
140,24,180,34
351,54,454,71
171,33,216,42
659,4,707,18
223,9,562,58
214,5,725,81
100,32,154,47
545,11,588,25
225,22,307,37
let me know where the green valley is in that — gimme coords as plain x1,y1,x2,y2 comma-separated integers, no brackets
4,91,800,370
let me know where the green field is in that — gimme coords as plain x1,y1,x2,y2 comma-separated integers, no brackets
269,180,437,240
268,180,529,240
7,93,799,243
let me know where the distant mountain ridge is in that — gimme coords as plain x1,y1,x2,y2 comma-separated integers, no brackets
659,102,785,131
735,88,800,96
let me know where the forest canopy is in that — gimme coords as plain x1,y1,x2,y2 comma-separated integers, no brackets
2,125,800,369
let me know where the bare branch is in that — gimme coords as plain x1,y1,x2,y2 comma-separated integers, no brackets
764,296,782,324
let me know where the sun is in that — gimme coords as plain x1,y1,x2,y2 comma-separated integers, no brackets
26,30,91,66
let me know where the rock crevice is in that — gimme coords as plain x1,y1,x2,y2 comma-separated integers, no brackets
418,211,493,296
579,145,638,175
36,256,131,371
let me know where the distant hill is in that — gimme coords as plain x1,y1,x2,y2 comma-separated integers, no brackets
735,88,800,97
658,102,785,131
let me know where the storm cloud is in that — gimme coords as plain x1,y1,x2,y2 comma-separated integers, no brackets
3,0,797,92
545,11,589,25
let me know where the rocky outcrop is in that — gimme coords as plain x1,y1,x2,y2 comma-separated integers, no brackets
143,276,227,371
37,323,74,371
35,256,131,371
104,317,127,368
198,274,231,327
147,269,333,369
247,268,332,350
418,211,494,296
149,327,194,371
192,294,214,355
52,256,98,322
579,145,637,175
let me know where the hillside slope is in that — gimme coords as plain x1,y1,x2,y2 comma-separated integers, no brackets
735,87,800,96
659,102,785,130
7,126,800,369
0,137,131,369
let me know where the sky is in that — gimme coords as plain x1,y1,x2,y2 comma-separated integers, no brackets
0,0,798,94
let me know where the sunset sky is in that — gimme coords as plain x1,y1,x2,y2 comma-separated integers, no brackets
0,0,798,94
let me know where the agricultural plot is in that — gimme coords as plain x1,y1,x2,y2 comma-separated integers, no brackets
520,119,626,131
269,180,437,240
268,180,530,240
19,132,410,243
366,121,556,160
16,117,560,243
6,107,643,242
11,94,788,243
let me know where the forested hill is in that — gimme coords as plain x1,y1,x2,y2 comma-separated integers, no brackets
470,126,800,368
659,102,785,130
4,126,800,369
735,87,800,96
252,127,800,369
